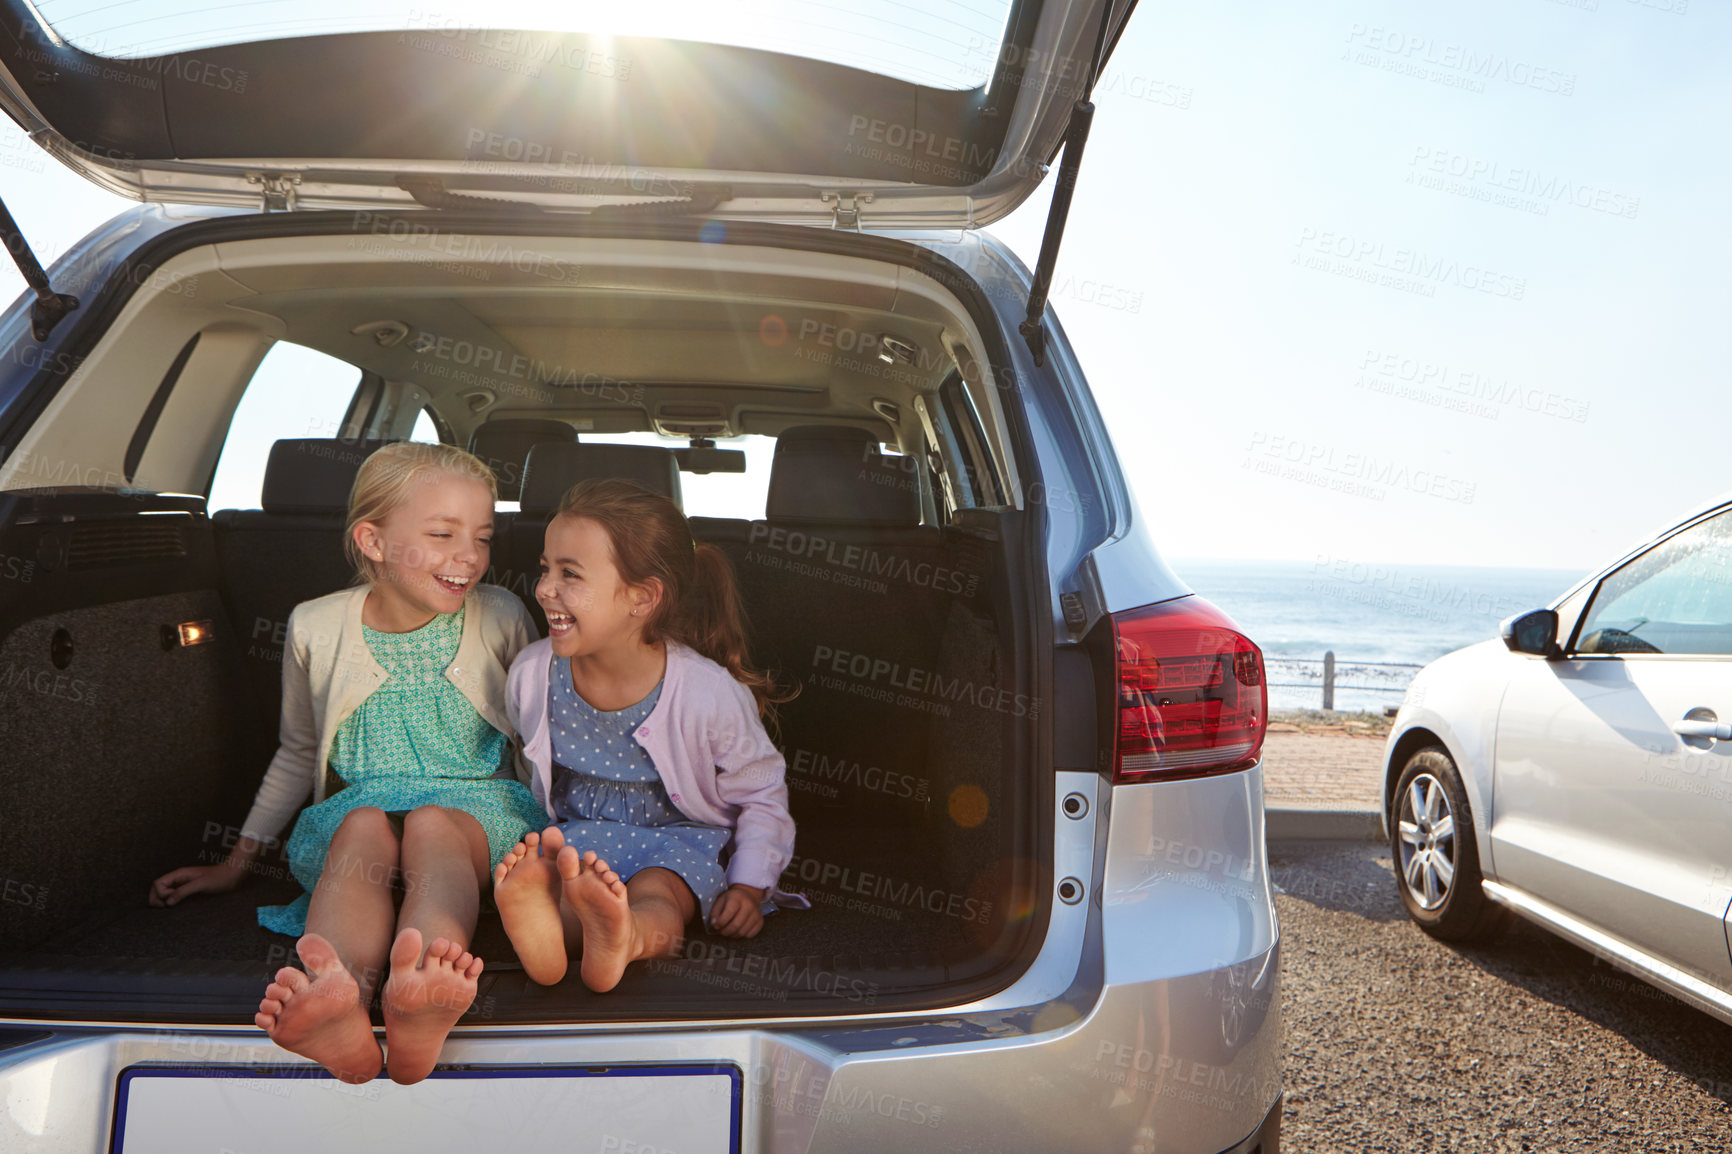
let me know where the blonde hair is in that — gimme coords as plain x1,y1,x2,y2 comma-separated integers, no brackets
344,442,499,584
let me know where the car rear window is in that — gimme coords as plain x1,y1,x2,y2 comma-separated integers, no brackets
578,432,774,520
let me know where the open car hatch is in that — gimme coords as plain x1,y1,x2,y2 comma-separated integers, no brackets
0,0,1135,227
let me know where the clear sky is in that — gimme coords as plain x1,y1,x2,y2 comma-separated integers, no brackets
0,0,1725,571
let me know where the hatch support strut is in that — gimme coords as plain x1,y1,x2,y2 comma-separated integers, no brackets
0,196,78,341
1019,1,1119,367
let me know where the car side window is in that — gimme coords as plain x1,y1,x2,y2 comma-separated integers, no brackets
410,407,440,444
1575,510,1732,656
208,341,364,511
930,371,1004,514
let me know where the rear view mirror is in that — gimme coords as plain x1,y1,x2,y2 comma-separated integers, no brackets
674,447,746,474
1501,609,1561,658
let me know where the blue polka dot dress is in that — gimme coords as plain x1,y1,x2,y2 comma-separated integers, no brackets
257,606,546,935
548,655,730,924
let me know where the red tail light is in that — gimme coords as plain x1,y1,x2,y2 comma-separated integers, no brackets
1111,596,1267,782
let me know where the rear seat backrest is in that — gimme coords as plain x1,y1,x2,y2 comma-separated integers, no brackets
212,438,396,746
499,442,686,627
762,424,920,530
733,427,1014,925
258,437,397,514
467,418,579,502
720,426,961,832
520,443,684,512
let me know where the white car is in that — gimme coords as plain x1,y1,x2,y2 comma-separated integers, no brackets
1383,494,1732,1025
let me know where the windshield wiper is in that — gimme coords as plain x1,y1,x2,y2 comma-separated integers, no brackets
0,194,79,340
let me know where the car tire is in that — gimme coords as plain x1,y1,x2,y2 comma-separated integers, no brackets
1390,746,1504,942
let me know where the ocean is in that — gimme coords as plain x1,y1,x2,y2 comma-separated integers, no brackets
1169,557,1590,713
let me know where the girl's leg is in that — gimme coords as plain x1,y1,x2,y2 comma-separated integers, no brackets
380,805,490,1085
255,807,399,1083
305,807,401,1000
558,850,696,994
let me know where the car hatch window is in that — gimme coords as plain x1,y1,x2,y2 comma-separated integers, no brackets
1575,510,1732,656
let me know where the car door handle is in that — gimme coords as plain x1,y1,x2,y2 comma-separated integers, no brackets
1673,718,1732,740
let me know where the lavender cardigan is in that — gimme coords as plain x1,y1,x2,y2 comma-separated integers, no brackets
505,638,797,895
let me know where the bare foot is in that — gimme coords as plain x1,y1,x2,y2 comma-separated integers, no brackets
560,847,638,994
381,928,482,1085
253,933,382,1084
493,829,568,985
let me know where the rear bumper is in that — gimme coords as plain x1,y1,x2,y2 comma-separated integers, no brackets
0,773,1282,1153
0,944,1281,1154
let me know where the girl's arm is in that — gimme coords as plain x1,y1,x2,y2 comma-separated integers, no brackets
238,615,322,845
709,682,796,894
150,610,319,906
502,641,547,807
492,592,542,786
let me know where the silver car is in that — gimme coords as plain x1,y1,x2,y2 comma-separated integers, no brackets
0,2,1283,1151
1384,494,1732,1026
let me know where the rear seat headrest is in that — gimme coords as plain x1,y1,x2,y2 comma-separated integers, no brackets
520,443,684,515
261,438,399,516
765,425,920,527
466,418,579,502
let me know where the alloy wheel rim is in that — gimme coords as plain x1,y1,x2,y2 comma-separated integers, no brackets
1397,773,1457,911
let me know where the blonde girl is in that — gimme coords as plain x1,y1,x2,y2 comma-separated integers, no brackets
149,442,543,1085
494,478,802,994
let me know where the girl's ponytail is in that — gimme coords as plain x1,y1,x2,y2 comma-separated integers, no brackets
680,543,787,721
552,478,795,723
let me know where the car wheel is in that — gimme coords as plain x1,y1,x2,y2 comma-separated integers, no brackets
1391,746,1504,941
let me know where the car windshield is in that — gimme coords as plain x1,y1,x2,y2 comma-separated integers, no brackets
1575,510,1732,656
25,0,1015,90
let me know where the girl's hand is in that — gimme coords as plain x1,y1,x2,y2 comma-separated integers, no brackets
150,835,267,907
711,884,767,938
149,862,247,907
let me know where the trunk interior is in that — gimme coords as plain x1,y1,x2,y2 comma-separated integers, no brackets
0,218,1046,1023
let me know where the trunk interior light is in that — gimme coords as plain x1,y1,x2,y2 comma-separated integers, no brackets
1112,597,1268,781
162,620,215,650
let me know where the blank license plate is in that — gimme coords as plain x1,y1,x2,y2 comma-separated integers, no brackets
112,1064,741,1154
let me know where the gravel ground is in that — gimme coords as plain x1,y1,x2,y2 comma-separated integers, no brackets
1271,839,1732,1152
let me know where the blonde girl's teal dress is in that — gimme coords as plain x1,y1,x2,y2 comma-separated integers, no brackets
258,606,545,935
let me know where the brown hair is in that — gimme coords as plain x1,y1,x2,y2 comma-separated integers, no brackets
553,477,793,721
344,442,499,584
